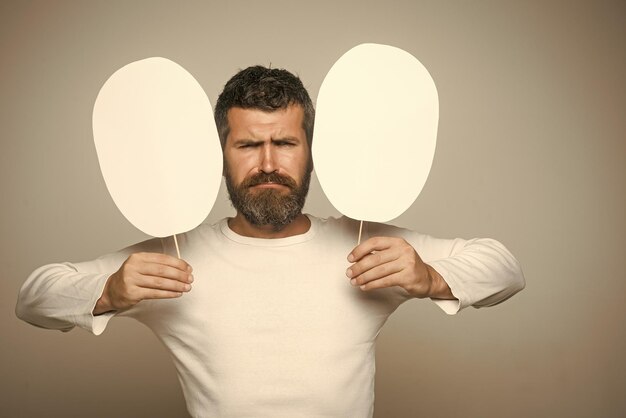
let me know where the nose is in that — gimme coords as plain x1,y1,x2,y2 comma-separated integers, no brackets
259,143,278,174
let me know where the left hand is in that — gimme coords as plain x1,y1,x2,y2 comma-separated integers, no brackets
346,236,454,299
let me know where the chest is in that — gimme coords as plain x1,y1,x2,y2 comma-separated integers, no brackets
141,239,403,349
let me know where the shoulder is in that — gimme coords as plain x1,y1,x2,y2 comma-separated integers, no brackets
307,214,362,233
307,214,421,244
159,218,226,257
309,214,439,236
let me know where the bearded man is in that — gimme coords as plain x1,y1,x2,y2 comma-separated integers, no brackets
17,66,525,417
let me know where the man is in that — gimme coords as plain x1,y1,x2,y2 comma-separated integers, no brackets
17,66,525,417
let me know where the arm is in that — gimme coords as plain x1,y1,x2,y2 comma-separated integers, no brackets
346,228,525,315
16,263,114,334
423,236,526,314
16,239,194,335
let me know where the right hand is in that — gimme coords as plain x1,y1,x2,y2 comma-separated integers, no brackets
93,252,194,315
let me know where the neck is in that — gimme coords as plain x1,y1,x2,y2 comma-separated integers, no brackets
228,213,311,239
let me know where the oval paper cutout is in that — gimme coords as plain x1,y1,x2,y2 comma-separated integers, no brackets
313,43,438,222
93,57,222,237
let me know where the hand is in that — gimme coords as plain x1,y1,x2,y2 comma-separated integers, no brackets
346,236,455,299
93,252,194,315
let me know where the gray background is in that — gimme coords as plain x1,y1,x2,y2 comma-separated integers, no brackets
2,1,624,417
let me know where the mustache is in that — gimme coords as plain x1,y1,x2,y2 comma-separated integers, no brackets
241,172,297,189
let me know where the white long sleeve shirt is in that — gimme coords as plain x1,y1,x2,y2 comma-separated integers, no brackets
16,215,525,417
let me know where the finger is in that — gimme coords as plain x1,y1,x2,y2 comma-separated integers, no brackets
348,237,402,263
135,252,193,273
346,249,400,279
139,288,185,300
358,272,403,291
137,275,192,293
138,263,194,283
350,260,403,286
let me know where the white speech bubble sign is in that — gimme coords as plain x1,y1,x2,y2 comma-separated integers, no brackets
313,43,439,223
93,57,222,238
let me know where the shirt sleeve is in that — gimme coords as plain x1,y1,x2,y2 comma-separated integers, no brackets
15,236,164,335
424,237,525,314
365,222,526,315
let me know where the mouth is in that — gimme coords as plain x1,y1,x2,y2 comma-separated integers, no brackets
250,182,289,190
243,172,297,191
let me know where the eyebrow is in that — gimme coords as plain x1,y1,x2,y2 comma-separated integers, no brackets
231,136,302,146
271,136,301,143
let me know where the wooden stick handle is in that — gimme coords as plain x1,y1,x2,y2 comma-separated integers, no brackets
173,234,181,259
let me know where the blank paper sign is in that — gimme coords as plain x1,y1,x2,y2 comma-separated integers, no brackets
313,43,439,222
93,57,222,237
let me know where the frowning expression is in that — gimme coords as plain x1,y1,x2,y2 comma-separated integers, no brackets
223,105,312,229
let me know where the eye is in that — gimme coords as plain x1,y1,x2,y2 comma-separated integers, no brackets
275,141,295,147
238,142,260,149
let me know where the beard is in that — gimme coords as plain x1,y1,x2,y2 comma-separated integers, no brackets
224,163,311,231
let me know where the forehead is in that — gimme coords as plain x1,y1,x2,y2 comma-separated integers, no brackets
226,105,305,142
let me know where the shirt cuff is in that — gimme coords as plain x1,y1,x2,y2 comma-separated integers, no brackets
427,259,470,315
430,298,461,315
72,273,116,335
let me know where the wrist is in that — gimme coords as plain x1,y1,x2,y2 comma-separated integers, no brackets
426,264,455,300
93,277,114,315
93,295,112,316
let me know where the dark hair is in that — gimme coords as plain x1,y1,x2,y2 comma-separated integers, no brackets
214,65,315,149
